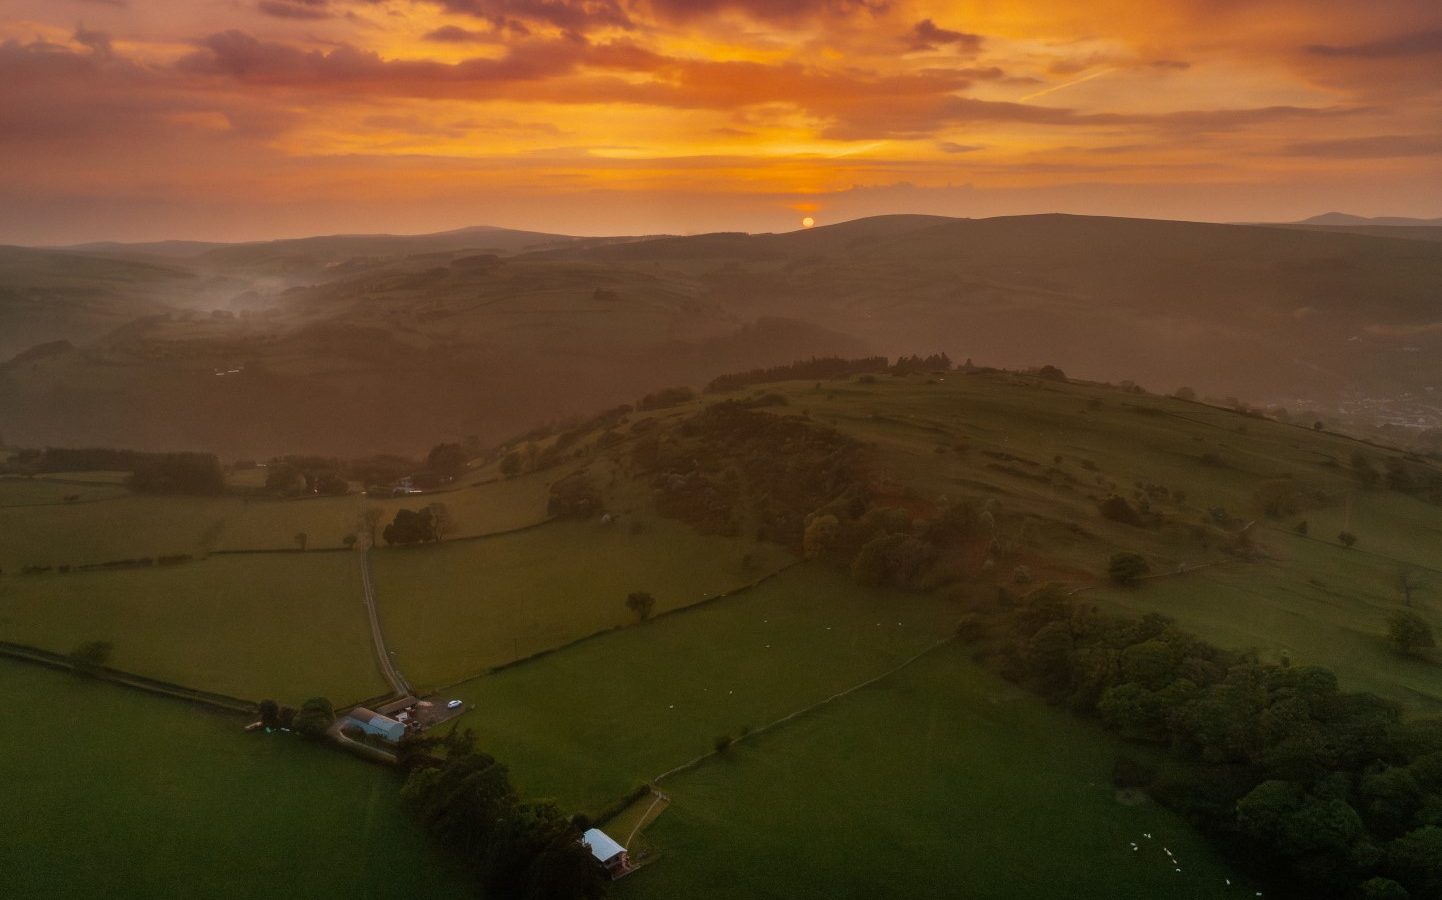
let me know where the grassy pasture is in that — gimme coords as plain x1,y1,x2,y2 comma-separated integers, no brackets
619,646,1253,900
439,565,958,812
373,517,795,689
0,659,470,900
1090,535,1442,709
0,476,128,507
0,553,382,703
0,469,557,569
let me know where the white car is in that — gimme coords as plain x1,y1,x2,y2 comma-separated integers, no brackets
447,699,463,709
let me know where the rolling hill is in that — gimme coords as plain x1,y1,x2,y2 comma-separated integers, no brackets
3,214,1440,456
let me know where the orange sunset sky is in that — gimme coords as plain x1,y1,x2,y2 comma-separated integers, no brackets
2,0,1440,242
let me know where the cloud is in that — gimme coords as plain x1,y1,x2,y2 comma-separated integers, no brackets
906,19,982,52
645,0,890,23
905,18,986,52
432,0,632,32
1284,133,1442,158
72,24,113,57
1307,28,1442,58
937,141,982,153
422,25,492,42
176,29,592,91
257,0,333,20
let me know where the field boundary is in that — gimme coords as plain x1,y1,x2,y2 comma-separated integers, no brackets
650,634,956,785
0,641,256,714
428,558,803,694
210,516,562,558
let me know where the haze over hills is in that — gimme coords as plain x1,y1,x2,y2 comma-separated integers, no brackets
1298,213,1442,227
2,213,1441,457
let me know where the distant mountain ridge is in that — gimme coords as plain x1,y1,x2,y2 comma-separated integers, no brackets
5,213,1442,456
1297,212,1442,227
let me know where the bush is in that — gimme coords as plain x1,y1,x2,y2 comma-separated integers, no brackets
1108,553,1150,586
1387,611,1435,657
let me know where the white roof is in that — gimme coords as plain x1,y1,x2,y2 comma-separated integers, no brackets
582,828,626,863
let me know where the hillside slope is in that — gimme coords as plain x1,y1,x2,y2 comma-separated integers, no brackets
4,214,1441,455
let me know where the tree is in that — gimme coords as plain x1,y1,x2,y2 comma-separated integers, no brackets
1174,386,1197,401
1339,531,1358,548
342,533,357,549
258,699,280,728
626,591,656,622
1108,552,1151,586
68,640,113,676
294,531,308,552
802,514,839,559
426,443,469,479
1388,611,1435,657
427,502,454,541
361,506,384,544
383,508,437,545
1352,451,1381,488
500,451,523,477
1395,567,1426,608
293,697,335,738
1358,877,1410,900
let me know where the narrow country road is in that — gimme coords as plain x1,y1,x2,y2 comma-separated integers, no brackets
358,543,411,698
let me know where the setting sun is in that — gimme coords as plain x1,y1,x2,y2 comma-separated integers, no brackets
802,217,816,229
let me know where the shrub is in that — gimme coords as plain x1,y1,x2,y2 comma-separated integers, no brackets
1108,553,1151,586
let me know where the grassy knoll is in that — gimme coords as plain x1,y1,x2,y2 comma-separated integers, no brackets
0,553,382,703
372,517,794,688
0,659,470,899
440,565,958,812
618,645,1254,900
705,373,1442,708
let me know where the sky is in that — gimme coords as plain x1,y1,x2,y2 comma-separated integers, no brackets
2,0,1440,243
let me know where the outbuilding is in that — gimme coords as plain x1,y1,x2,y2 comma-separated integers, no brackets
344,706,406,743
581,828,632,878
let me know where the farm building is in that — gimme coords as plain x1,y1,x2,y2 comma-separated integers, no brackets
581,828,632,878
343,707,406,743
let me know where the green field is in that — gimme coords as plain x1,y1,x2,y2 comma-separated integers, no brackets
0,469,558,569
0,553,382,703
619,645,1254,900
439,565,960,812
1091,535,1442,709
373,518,795,688
0,659,471,899
0,476,129,507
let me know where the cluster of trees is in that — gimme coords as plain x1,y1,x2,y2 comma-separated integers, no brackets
636,386,695,411
704,354,951,393
127,452,226,495
256,697,333,737
397,728,608,900
705,356,890,392
1350,450,1442,502
548,474,603,519
382,504,452,544
635,401,867,545
958,587,1442,899
264,456,350,496
0,446,226,495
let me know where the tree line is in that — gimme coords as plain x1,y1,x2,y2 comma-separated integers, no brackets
956,585,1442,899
